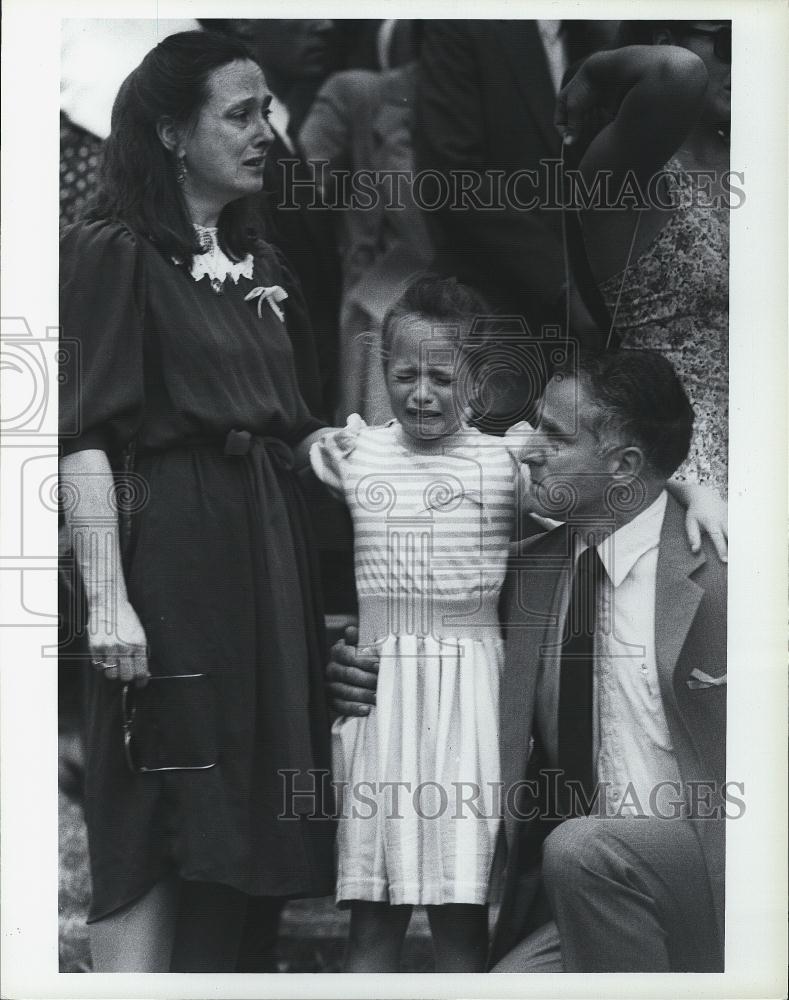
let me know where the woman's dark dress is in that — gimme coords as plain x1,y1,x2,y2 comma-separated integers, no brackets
60,219,335,920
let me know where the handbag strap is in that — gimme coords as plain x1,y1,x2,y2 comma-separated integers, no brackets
559,139,618,351
563,202,617,346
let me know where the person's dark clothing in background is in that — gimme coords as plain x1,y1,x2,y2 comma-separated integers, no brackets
414,20,616,423
259,141,341,422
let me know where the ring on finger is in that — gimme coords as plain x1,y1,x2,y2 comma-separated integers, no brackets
102,658,120,671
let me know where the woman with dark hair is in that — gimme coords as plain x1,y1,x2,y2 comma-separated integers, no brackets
59,30,335,971
558,20,731,495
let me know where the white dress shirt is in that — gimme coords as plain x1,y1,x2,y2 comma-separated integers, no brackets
593,490,683,816
267,94,296,154
536,19,569,94
536,491,683,817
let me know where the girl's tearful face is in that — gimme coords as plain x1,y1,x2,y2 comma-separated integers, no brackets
385,314,467,442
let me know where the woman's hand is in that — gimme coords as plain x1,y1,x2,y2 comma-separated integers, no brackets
671,481,728,562
88,598,149,685
294,426,340,470
555,60,608,147
556,46,707,148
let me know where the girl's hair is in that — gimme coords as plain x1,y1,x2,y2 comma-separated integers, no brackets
380,274,495,372
85,30,261,263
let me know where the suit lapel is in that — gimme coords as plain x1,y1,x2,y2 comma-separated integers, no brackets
655,495,706,694
501,526,572,844
502,500,705,842
496,21,562,156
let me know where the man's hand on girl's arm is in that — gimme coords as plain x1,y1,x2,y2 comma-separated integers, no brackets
326,625,380,716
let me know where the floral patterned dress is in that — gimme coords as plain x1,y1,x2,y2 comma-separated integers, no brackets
600,159,729,496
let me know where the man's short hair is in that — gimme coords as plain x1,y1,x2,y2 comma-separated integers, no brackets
569,350,695,478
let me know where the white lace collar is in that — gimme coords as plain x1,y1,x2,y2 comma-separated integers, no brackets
189,225,254,292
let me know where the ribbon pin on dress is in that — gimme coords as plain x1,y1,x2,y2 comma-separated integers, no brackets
244,284,289,322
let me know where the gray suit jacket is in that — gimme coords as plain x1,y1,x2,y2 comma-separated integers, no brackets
490,493,728,966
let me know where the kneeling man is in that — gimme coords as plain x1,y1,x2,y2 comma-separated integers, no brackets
329,349,728,972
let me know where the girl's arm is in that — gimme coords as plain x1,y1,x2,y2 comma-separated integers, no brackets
666,480,727,561
514,477,728,559
504,423,564,534
60,449,149,683
505,425,727,559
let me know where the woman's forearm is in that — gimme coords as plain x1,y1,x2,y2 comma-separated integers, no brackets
581,44,707,98
59,449,129,612
561,45,708,156
294,427,337,470
560,43,709,208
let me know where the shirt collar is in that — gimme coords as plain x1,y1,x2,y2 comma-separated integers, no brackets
596,490,668,587
267,94,294,153
537,19,563,42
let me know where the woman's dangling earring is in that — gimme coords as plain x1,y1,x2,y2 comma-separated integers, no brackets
176,151,187,186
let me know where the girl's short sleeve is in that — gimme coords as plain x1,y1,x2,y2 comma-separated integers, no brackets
309,414,366,501
503,419,534,492
503,421,564,531
59,220,145,461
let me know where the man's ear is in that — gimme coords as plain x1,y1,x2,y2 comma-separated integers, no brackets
652,28,675,47
156,117,180,154
611,445,645,479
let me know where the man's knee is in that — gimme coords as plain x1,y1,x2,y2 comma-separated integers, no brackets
542,818,616,889
491,920,563,973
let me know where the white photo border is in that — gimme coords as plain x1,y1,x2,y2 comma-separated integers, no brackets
1,0,786,996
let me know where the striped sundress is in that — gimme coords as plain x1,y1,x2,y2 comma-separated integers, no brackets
311,417,520,905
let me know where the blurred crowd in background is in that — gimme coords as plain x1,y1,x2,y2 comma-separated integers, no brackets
60,17,627,635
58,18,732,971
59,11,732,695
60,12,732,657
61,17,621,426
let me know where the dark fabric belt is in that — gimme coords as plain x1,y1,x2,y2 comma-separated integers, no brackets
222,429,294,471
137,430,295,471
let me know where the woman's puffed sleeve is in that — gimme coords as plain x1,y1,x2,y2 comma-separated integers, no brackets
309,413,366,501
59,221,145,461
